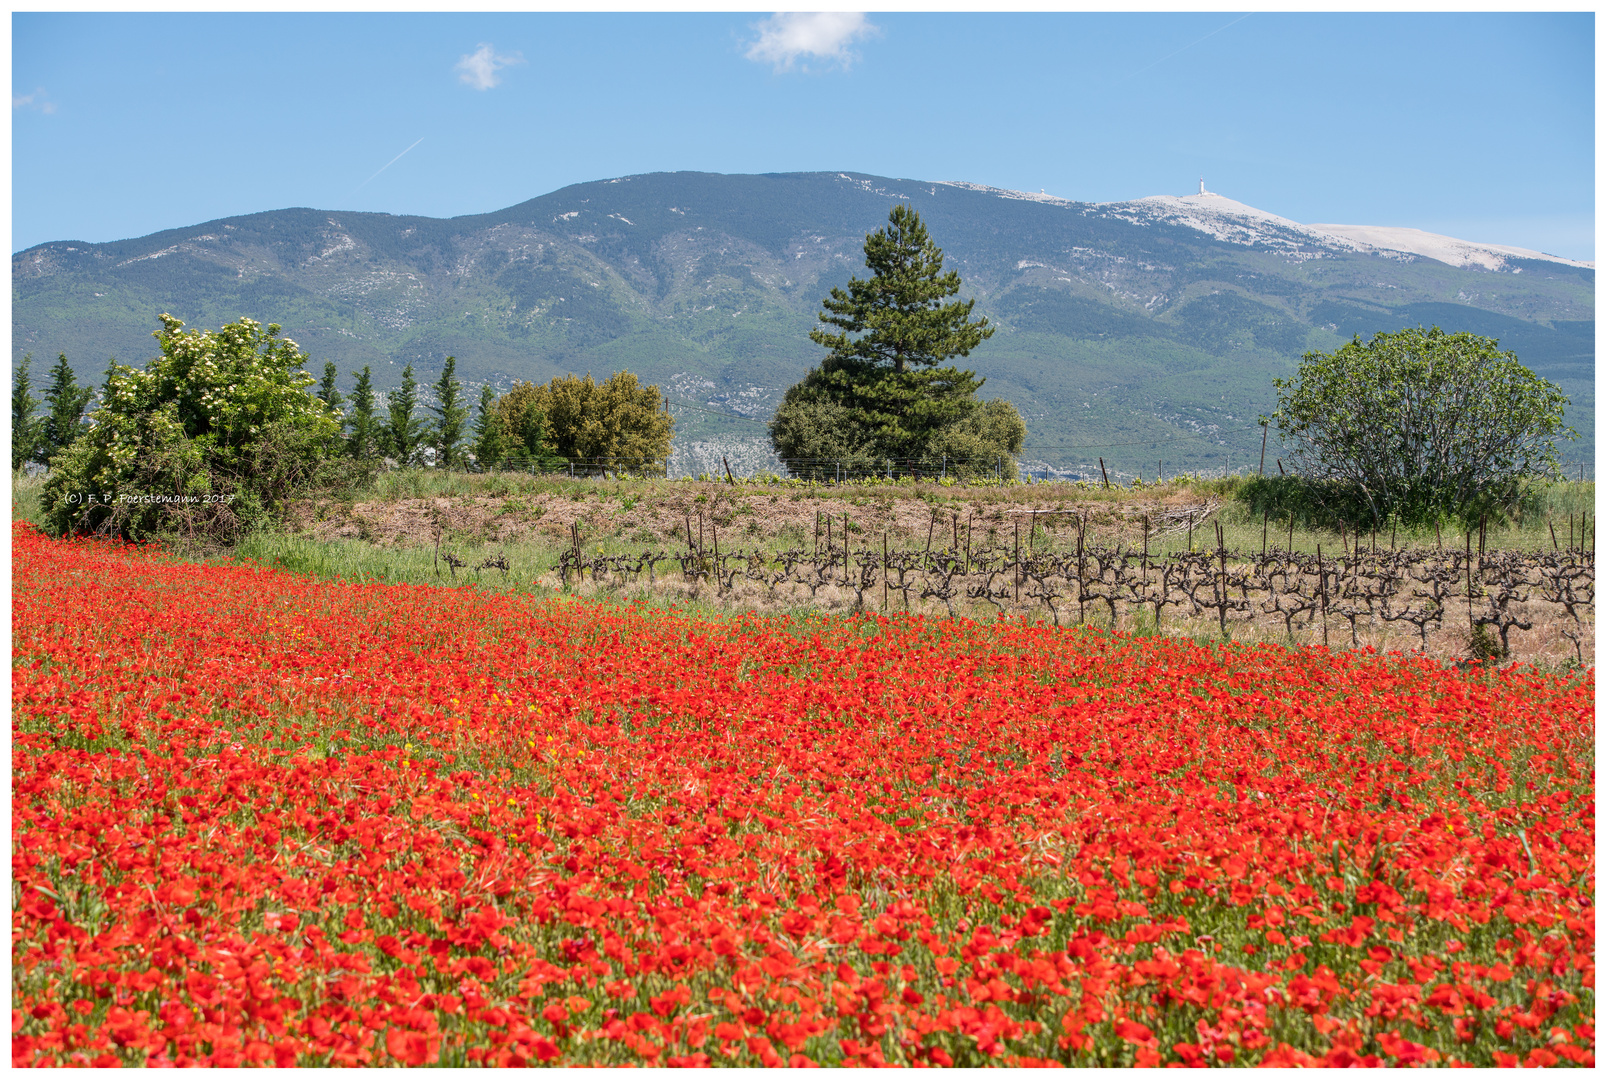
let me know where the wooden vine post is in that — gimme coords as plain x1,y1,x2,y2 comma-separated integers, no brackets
1316,543,1328,648
1014,519,1021,603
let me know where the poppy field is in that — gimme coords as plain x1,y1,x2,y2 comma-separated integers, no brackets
11,521,1594,1067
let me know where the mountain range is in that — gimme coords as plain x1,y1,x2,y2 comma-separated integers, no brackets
12,171,1593,478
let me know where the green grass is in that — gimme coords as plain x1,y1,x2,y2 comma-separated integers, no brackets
11,469,46,529
227,530,567,592
1199,476,1596,556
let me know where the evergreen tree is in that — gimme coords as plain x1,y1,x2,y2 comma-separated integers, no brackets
471,384,506,469
346,366,380,461
317,362,346,414
383,364,424,466
12,354,43,471
41,354,94,467
428,356,469,469
810,203,994,378
772,204,1013,472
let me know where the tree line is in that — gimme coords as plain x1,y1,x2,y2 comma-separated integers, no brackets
310,357,672,472
17,313,674,542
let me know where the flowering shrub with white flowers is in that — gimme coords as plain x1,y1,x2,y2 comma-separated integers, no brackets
43,314,353,542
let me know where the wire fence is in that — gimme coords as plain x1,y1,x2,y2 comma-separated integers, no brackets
459,456,1596,485
467,455,1019,483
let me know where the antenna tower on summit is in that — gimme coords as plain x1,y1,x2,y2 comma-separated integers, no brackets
1199,177,1206,195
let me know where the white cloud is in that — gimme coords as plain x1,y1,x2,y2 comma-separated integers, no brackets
455,44,525,91
745,12,878,72
13,88,55,114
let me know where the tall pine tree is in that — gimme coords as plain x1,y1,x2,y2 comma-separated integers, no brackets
771,204,1015,475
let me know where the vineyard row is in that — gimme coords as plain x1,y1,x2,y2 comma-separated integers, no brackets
538,527,1594,660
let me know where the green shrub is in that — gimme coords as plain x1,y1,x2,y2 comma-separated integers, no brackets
42,315,362,543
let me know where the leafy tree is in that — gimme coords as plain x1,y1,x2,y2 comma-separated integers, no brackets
487,372,672,473
383,364,425,466
428,356,469,469
317,362,346,414
12,354,43,472
542,372,674,472
41,353,94,467
41,315,347,541
489,382,564,469
767,388,880,475
346,367,381,461
774,203,1015,473
1270,326,1575,524
923,398,1026,480
471,384,507,468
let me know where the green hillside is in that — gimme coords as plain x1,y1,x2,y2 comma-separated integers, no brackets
13,171,1593,477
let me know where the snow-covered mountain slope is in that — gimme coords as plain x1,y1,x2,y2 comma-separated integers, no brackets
1095,189,1591,272
1301,222,1590,272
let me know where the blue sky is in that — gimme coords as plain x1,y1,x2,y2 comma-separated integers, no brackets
11,11,1595,260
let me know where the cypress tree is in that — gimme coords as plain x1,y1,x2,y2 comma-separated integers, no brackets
41,354,94,466
317,362,346,414
472,384,506,469
429,356,469,469
12,354,43,471
384,364,424,466
346,366,380,461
